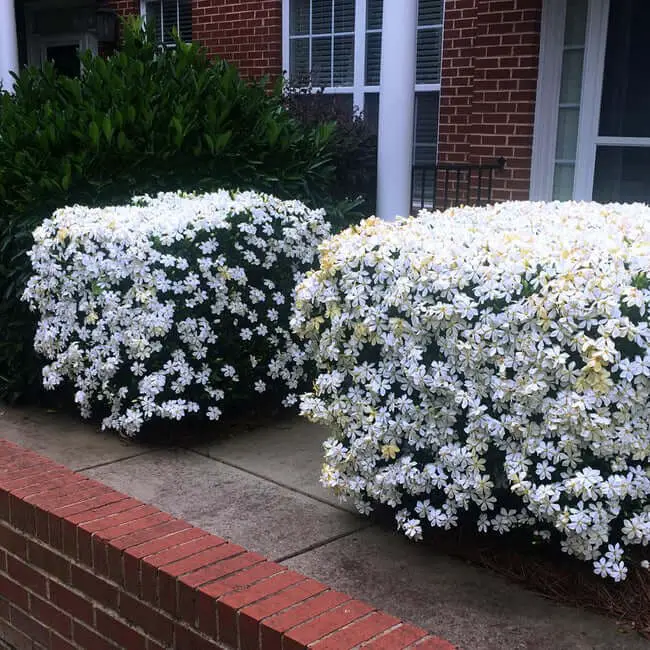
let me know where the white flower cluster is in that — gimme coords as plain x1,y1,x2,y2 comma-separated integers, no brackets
24,190,329,435
293,201,650,580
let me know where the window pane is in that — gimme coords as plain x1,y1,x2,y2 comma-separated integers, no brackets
45,45,80,78
593,146,650,203
146,1,162,43
312,0,332,34
364,92,379,132
365,31,381,85
329,93,354,118
290,39,310,82
290,0,310,35
311,36,332,86
178,0,192,41
367,0,383,30
418,0,442,26
161,0,177,43
555,108,580,160
334,0,355,33
558,49,584,104
599,0,650,137
552,164,575,200
414,91,439,166
564,0,588,46
551,0,588,200
333,35,354,85
416,27,442,84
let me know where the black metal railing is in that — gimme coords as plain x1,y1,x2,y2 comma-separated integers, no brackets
411,157,506,211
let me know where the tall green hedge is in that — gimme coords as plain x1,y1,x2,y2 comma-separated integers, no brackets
0,20,356,403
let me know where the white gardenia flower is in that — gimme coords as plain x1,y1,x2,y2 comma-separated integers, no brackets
23,190,330,436
293,201,650,580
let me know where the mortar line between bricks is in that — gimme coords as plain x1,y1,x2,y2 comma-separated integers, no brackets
185,447,357,515
75,448,161,472
273,524,374,564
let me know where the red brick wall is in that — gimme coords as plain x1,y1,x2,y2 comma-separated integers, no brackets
438,0,543,201
104,0,282,79
0,440,454,650
103,0,139,16
193,1,282,79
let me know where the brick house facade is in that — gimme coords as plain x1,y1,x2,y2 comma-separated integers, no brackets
3,1,649,211
101,0,543,205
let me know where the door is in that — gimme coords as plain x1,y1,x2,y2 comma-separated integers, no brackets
41,40,81,77
531,0,650,203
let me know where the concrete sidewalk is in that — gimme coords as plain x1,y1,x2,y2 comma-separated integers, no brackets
1,406,647,650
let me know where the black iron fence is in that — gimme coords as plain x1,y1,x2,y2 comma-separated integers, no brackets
411,157,506,211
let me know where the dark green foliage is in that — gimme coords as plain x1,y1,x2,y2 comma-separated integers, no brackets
283,83,378,217
0,19,364,403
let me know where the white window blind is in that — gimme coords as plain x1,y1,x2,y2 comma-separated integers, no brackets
364,0,443,86
288,0,356,87
144,0,192,45
417,0,443,84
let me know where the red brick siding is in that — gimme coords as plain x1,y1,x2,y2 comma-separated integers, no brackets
192,1,282,79
438,0,543,201
105,0,282,79
0,439,454,650
103,0,140,17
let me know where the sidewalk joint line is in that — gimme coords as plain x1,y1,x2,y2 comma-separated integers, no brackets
76,448,160,472
185,447,356,515
273,524,373,563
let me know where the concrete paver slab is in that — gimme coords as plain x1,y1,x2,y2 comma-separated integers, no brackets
82,448,365,561
191,419,352,510
0,407,149,471
283,527,648,650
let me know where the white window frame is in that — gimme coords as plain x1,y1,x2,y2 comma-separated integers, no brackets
572,0,609,200
531,0,650,201
140,0,191,45
38,34,95,70
529,0,566,200
281,0,442,115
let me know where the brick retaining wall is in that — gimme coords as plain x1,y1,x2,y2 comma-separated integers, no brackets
0,440,453,650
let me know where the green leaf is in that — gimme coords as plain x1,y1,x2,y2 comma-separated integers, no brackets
88,121,100,147
102,116,113,144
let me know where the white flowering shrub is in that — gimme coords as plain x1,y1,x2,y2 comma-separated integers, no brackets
293,201,650,581
24,190,329,436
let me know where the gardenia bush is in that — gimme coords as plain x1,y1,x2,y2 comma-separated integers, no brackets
23,190,329,435
293,201,650,581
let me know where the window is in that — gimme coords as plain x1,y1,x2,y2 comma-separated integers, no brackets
284,0,444,164
552,0,588,200
288,0,356,87
142,0,192,46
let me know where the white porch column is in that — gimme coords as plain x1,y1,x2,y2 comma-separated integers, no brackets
0,0,19,92
376,0,418,220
